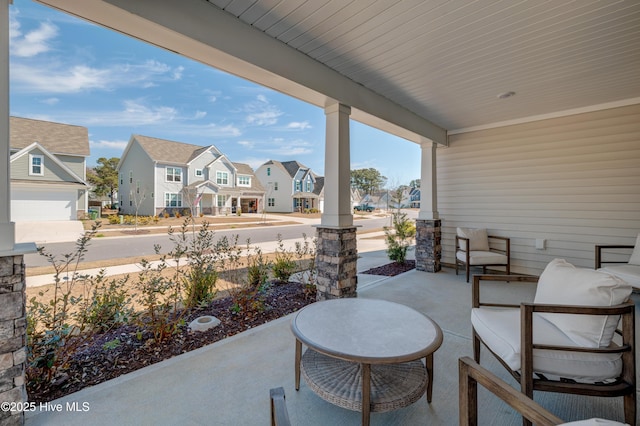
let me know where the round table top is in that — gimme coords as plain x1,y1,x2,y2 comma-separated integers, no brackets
291,298,443,363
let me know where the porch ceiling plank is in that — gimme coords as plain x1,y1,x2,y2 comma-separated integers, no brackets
33,0,640,136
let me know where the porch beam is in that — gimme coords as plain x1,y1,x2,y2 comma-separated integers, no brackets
35,0,447,146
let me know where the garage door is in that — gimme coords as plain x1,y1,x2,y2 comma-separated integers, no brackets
11,187,76,221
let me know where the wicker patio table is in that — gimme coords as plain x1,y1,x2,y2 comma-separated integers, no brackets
291,298,443,425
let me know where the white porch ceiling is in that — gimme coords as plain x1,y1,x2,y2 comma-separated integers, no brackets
36,0,640,139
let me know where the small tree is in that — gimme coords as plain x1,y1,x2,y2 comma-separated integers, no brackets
384,211,416,264
87,157,119,207
130,182,147,232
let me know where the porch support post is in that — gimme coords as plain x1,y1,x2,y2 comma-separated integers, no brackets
415,139,442,273
0,0,13,252
1,3,33,425
316,103,357,300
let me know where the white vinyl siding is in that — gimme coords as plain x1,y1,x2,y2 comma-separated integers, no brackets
438,104,640,276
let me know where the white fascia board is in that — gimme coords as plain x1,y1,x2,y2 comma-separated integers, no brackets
36,0,446,145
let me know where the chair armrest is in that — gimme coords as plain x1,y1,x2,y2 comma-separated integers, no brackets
488,235,510,256
456,235,469,252
472,274,538,308
270,387,291,426
459,357,563,426
519,301,635,392
595,244,634,269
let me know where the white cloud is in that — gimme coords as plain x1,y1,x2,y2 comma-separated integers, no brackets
237,156,270,171
90,139,128,150
172,66,184,80
256,138,314,156
10,12,58,58
241,95,283,126
209,96,217,103
286,121,311,130
237,140,254,148
41,97,59,105
194,111,207,119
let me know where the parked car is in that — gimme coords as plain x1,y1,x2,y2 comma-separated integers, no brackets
353,204,375,212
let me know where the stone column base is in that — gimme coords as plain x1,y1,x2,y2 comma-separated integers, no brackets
415,219,442,273
0,255,26,426
315,227,358,300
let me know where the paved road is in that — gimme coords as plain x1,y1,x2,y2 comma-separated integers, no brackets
24,215,399,268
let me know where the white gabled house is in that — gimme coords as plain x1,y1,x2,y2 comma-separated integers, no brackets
255,160,323,213
9,116,90,221
117,135,264,217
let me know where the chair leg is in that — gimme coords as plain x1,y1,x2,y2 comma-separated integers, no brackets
473,331,481,363
624,392,636,426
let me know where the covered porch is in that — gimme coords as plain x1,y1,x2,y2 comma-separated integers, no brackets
1,1,639,425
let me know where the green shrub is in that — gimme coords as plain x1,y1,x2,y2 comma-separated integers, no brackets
384,211,416,264
272,234,296,282
78,271,133,333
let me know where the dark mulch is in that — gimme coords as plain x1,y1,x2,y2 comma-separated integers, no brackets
27,282,315,403
360,260,416,276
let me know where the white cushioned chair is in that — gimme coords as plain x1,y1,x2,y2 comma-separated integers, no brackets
471,259,636,426
596,233,640,290
455,227,510,282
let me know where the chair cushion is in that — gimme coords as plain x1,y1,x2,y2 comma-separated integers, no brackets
598,264,640,289
457,227,490,251
561,419,627,426
471,308,623,383
456,250,507,266
534,259,631,348
628,233,640,265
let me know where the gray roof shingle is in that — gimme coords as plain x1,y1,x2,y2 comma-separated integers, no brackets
10,116,90,156
133,135,213,164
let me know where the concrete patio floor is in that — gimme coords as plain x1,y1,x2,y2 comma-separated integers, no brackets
25,247,640,426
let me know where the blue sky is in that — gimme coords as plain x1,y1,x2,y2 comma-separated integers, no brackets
9,0,421,186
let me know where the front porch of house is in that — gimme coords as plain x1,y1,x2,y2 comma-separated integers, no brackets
24,249,640,425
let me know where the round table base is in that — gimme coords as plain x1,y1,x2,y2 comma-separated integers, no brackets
301,349,428,413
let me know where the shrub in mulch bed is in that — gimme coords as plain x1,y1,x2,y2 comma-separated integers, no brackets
360,260,416,277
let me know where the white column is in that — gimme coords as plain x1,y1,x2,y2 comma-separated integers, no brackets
0,0,15,252
322,103,353,228
418,138,439,220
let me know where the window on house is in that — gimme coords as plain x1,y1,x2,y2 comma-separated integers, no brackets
129,171,133,183
216,171,228,185
119,173,123,185
136,181,140,194
238,176,250,186
29,154,43,176
166,167,182,182
217,195,226,207
295,180,301,191
195,169,203,177
164,193,182,207
306,181,312,192
274,182,278,191
267,167,271,176
268,198,275,207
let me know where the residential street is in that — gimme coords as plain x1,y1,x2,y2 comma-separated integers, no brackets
23,212,409,268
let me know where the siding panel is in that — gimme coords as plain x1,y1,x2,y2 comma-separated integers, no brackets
438,104,640,275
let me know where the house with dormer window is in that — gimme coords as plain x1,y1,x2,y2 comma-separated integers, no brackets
117,135,264,217
255,160,323,213
9,116,90,221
